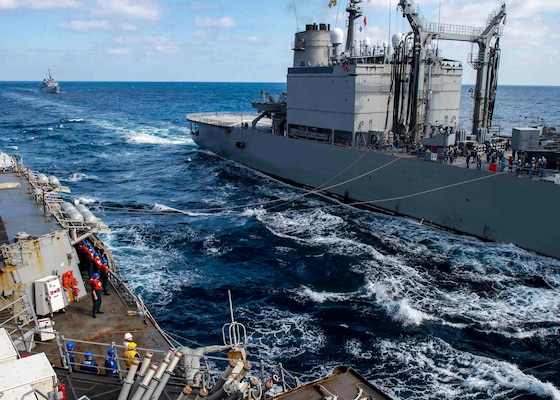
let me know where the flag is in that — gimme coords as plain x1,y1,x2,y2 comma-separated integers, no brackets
363,16,367,26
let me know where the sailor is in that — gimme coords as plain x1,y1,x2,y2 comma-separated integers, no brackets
99,258,110,295
89,272,103,318
65,342,76,368
80,350,100,374
123,342,140,369
123,332,134,347
539,156,547,177
104,348,119,376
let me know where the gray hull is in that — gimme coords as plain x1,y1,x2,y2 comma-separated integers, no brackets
190,120,560,260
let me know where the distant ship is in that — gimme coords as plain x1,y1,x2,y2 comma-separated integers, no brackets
187,1,560,260
41,69,60,94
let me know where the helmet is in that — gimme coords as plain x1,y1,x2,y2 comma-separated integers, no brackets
92,272,100,279
108,348,115,357
124,332,133,341
102,259,107,264
94,252,99,257
66,342,75,351
127,342,137,350
85,350,93,358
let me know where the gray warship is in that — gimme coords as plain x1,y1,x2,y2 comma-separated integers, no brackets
0,152,395,399
187,1,560,260
41,69,60,94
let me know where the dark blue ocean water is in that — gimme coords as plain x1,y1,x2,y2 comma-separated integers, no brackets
1,81,560,399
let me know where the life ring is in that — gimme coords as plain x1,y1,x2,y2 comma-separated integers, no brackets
343,65,350,72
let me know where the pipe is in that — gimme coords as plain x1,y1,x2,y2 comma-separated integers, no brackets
150,350,183,400
176,385,193,400
138,352,155,376
194,387,208,400
264,375,278,393
117,359,141,400
130,363,158,400
141,359,169,400
207,359,237,395
206,360,245,400
132,352,154,394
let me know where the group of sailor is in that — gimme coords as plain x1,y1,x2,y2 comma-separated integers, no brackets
515,154,548,178
76,240,110,293
63,332,138,375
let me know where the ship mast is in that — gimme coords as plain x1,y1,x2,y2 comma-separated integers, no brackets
344,0,363,56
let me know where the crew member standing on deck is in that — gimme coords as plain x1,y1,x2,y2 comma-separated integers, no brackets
99,258,110,295
89,272,103,318
104,348,119,376
123,342,140,369
65,342,76,368
123,332,133,347
80,350,100,374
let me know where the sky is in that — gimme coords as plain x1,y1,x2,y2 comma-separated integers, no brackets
0,0,558,85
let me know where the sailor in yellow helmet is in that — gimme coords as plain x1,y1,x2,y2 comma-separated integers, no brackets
123,341,140,369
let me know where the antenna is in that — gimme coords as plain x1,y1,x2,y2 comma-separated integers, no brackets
293,0,299,32
222,290,246,348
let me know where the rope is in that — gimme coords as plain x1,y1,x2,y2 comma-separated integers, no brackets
97,159,506,218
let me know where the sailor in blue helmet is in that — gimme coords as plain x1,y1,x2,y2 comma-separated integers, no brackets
80,350,100,374
65,342,76,368
104,348,119,376
89,272,103,318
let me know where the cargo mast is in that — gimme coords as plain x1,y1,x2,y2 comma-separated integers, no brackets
398,1,506,142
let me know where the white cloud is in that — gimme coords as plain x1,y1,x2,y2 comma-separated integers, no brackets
0,0,18,9
155,45,181,54
92,0,160,21
108,47,130,55
195,16,236,28
112,34,183,55
0,0,81,9
120,23,137,31
59,20,111,32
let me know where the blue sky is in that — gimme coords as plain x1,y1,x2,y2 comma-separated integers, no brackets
0,0,558,85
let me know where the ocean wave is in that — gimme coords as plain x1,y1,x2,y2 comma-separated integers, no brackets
375,337,560,400
239,305,326,362
297,285,352,303
64,172,96,182
60,118,85,123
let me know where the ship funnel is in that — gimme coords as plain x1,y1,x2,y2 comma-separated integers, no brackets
292,23,332,67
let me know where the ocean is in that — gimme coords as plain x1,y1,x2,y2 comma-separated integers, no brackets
1,81,560,399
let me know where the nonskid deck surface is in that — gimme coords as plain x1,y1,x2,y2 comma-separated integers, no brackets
0,170,60,243
30,270,179,400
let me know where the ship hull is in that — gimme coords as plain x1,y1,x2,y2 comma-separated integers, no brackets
190,119,560,259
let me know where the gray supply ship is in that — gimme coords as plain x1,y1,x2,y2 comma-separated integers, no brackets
187,0,560,260
41,69,60,94
0,152,396,398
